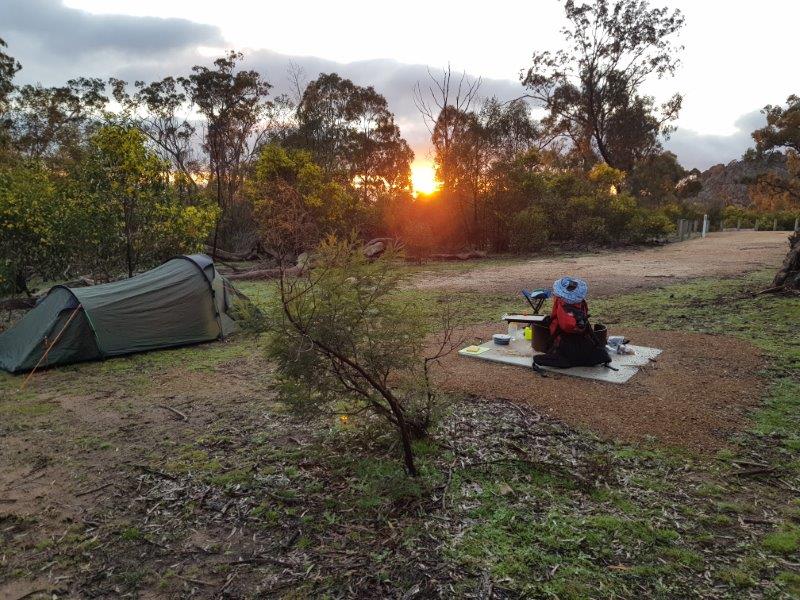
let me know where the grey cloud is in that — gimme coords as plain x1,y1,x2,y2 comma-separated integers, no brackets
1,0,524,159
3,0,757,168
242,49,526,158
664,110,765,171
0,0,223,63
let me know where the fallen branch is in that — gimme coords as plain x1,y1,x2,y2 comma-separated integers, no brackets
132,464,178,481
429,250,487,261
12,589,51,600
226,265,301,281
157,404,188,421
729,466,776,477
755,285,785,295
0,297,37,310
204,245,259,262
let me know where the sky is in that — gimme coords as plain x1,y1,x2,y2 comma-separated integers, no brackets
1,0,798,171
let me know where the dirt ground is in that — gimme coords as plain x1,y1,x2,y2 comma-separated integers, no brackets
0,232,796,598
410,231,790,295
433,325,765,452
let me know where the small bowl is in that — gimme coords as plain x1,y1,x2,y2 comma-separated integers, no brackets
492,334,511,345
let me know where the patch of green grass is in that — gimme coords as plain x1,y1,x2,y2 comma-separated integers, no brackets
660,547,706,571
393,289,516,331
351,458,427,509
0,390,55,420
718,567,756,589
696,483,726,498
164,447,223,476
74,435,113,450
763,525,800,555
208,468,253,489
776,571,800,595
715,501,749,515
452,503,682,597
119,526,143,541
754,379,800,449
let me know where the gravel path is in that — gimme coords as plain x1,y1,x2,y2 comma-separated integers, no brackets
434,326,764,451
410,231,790,296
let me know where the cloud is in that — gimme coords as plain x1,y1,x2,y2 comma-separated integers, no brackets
1,0,525,161
0,0,223,84
240,50,526,159
665,110,766,171
1,0,762,168
1,0,222,56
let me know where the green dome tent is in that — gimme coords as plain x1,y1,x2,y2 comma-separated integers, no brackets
0,254,246,374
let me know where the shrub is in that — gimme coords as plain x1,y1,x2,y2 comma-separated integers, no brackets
0,159,65,294
627,210,675,242
267,236,459,476
508,206,548,252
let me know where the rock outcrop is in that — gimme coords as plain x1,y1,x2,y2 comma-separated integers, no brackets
680,153,788,206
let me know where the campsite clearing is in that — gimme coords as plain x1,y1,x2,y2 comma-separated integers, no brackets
409,230,789,295
1,233,799,598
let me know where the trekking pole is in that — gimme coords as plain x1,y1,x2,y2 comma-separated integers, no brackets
20,304,82,390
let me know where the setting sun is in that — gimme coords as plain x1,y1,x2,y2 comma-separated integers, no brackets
411,161,440,196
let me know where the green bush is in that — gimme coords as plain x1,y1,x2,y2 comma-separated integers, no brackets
508,207,548,252
573,215,609,244
0,159,65,294
266,236,455,476
627,210,675,242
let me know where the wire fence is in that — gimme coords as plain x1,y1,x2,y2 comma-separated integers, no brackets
672,216,800,242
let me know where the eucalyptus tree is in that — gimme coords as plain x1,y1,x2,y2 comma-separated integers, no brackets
294,73,413,202
522,0,684,171
110,76,200,201
12,77,108,167
183,51,272,255
0,37,20,149
749,95,800,211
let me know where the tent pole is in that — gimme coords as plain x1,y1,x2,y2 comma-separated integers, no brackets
20,304,83,390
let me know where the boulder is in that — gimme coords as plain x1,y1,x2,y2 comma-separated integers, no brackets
363,240,386,259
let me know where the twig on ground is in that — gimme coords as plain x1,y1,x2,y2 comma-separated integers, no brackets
175,574,215,586
131,464,178,481
729,466,776,477
75,482,114,497
755,285,784,295
12,590,51,600
157,404,188,421
217,569,239,596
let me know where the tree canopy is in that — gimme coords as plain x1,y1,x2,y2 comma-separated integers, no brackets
522,0,684,170
294,73,413,200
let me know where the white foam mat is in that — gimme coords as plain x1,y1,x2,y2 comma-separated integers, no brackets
458,338,662,384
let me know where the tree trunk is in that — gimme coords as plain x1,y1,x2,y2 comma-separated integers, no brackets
125,232,134,278
211,161,224,259
772,231,800,291
396,419,419,477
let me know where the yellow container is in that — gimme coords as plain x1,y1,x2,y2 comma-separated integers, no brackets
523,326,532,341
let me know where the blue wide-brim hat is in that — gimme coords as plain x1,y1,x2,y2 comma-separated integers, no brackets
553,276,588,303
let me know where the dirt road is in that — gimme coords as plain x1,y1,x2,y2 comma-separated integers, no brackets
410,231,790,296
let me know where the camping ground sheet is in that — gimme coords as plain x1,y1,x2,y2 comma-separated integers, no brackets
459,336,662,384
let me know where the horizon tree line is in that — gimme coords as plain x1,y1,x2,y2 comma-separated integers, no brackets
1,0,798,296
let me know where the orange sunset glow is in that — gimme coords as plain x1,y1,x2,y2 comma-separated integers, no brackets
411,161,440,196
